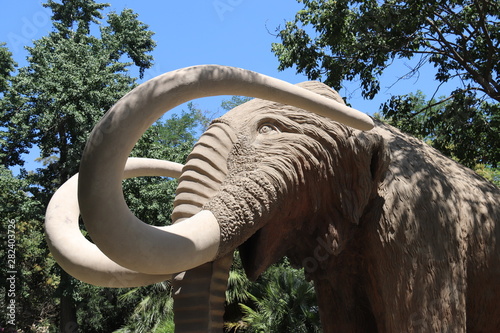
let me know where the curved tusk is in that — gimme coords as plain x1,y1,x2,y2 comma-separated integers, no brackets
78,65,373,275
45,158,183,287
122,157,183,179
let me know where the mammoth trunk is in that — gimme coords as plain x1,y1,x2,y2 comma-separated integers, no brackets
171,120,281,331
171,122,236,332
172,122,236,222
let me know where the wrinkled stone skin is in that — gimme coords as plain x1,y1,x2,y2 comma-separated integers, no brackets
184,82,500,332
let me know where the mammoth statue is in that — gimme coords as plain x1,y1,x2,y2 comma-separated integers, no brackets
45,65,500,332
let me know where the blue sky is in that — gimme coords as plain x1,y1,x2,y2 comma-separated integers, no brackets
2,0,447,172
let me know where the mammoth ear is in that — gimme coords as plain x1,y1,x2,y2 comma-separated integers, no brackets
367,132,390,186
340,129,390,225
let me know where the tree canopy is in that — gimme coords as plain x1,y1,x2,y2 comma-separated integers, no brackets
0,43,15,94
1,0,155,183
273,0,500,169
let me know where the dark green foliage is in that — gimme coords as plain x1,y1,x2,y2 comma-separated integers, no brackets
273,0,499,101
0,166,56,331
114,282,174,333
1,0,155,183
225,255,321,333
0,43,15,94
0,1,189,331
43,0,108,37
382,90,500,168
273,0,500,169
241,264,320,333
75,286,129,332
0,43,23,166
0,166,43,222
102,9,156,79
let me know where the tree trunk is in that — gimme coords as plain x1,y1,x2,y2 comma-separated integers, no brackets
59,271,78,333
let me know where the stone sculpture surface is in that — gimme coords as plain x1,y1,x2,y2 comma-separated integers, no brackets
46,65,500,332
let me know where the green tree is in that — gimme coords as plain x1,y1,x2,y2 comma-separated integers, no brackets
0,166,57,331
378,90,500,185
0,43,15,95
0,43,22,166
272,0,500,168
2,1,155,191
1,0,156,330
381,90,500,169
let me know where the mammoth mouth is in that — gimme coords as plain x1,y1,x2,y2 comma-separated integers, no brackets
239,229,272,280
238,211,297,280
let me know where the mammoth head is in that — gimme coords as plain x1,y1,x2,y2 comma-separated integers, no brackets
45,66,382,325
175,81,388,279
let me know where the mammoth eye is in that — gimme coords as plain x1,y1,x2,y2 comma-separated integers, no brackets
258,124,279,135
